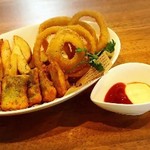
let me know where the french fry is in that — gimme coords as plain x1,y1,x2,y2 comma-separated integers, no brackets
14,35,32,62
12,45,31,74
1,40,11,75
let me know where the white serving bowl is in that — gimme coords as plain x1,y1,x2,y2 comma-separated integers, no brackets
90,62,150,115
0,21,121,116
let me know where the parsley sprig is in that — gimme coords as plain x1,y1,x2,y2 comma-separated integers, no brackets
103,39,116,53
76,39,116,72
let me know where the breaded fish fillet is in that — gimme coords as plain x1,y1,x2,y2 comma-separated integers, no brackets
39,66,56,102
28,68,42,106
49,60,67,97
1,75,29,111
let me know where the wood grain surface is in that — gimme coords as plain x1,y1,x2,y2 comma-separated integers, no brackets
0,0,150,149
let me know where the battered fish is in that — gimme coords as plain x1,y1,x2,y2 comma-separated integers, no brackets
39,66,56,102
28,68,42,106
1,75,29,111
48,60,67,97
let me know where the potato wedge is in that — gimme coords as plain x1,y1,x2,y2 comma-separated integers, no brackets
12,45,31,74
14,35,32,62
9,53,18,75
1,40,11,75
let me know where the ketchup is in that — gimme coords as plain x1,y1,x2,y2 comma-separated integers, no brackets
104,82,132,104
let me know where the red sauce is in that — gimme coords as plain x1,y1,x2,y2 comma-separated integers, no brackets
104,82,132,104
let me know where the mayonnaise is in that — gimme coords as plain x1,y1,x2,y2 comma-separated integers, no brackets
125,82,150,104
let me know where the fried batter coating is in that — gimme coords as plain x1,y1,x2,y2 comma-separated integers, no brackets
28,68,42,106
48,60,68,97
1,75,29,111
69,10,109,52
39,66,56,102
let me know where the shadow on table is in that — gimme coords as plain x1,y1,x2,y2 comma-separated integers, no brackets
0,86,150,143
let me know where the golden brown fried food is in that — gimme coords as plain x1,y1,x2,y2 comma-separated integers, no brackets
48,60,68,97
46,28,86,71
33,26,62,68
39,66,56,102
39,16,71,33
12,45,31,74
0,57,3,103
1,75,29,111
0,39,3,50
9,53,18,76
0,40,4,83
28,68,42,106
1,40,11,75
78,21,98,46
67,63,90,78
0,57,4,81
14,35,32,62
69,10,109,52
67,25,96,53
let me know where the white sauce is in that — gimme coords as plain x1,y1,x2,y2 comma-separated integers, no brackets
125,82,150,104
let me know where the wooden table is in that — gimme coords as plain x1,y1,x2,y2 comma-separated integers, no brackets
0,0,150,149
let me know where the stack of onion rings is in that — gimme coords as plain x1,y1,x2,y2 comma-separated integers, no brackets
33,9,110,80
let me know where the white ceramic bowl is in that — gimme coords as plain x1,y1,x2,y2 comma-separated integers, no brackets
91,62,150,115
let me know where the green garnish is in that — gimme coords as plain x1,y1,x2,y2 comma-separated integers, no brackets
75,40,116,72
76,48,87,53
76,48,104,72
103,39,116,53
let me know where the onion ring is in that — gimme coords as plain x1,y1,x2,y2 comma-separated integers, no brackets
67,25,96,53
46,28,86,71
33,26,62,68
39,16,71,33
69,10,109,52
78,21,98,47
33,24,96,67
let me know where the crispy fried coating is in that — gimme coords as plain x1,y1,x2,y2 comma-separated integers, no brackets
39,66,56,102
1,75,29,111
69,10,109,52
48,60,68,97
28,68,42,106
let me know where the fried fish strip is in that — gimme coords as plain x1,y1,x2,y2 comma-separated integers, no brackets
48,60,68,97
39,66,57,102
1,75,29,111
28,68,42,106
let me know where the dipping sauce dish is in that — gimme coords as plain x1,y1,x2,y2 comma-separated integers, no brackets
90,62,150,115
